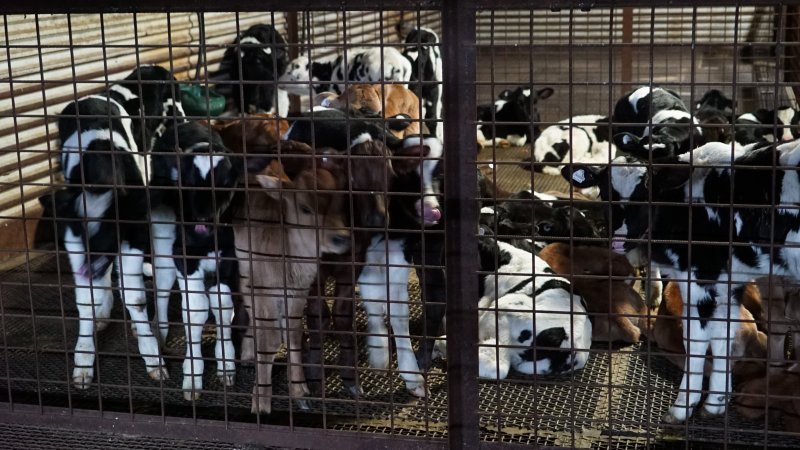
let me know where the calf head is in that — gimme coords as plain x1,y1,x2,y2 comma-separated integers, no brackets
498,86,554,130
391,135,443,226
156,122,239,237
213,113,289,154
253,155,351,255
238,24,288,78
561,156,650,254
772,106,800,142
326,84,383,116
279,56,316,96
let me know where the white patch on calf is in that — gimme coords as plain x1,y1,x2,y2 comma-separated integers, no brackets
777,107,797,141
522,89,531,97
628,86,661,114
351,132,373,147
679,141,744,166
609,159,647,200
61,129,140,179
193,154,224,179
737,113,759,123
108,84,138,101
239,36,272,55
779,144,800,216
74,191,113,238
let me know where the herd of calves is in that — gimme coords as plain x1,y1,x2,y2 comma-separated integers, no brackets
41,20,800,427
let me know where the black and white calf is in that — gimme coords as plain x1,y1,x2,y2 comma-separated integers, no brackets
55,65,182,388
562,139,800,422
357,135,444,397
734,106,800,145
694,89,735,144
477,87,554,147
529,114,615,175
434,237,591,379
279,47,412,96
282,107,408,152
149,121,240,400
613,86,704,158
402,27,443,141
211,24,289,117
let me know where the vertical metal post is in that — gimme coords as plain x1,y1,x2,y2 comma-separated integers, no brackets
441,0,479,448
286,11,301,114
621,7,634,88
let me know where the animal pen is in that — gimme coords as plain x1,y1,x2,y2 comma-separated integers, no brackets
1,0,800,448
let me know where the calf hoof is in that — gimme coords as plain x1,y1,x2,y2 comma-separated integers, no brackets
344,384,363,399
407,384,429,398
148,366,169,381
72,369,93,389
662,405,691,424
218,372,235,387
295,398,312,411
701,398,727,417
307,380,323,397
183,390,201,401
182,377,202,401
251,397,272,415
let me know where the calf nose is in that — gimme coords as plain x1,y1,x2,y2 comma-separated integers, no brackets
332,233,351,248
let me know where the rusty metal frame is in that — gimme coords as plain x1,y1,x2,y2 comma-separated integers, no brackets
1,1,797,449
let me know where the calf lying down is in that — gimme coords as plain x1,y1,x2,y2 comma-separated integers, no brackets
435,238,592,379
538,243,648,344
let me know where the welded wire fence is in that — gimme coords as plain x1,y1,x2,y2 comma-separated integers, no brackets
1,1,800,449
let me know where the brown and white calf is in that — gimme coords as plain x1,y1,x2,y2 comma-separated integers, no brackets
320,84,422,138
232,143,351,414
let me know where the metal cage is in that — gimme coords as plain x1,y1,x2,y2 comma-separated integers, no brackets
1,1,799,449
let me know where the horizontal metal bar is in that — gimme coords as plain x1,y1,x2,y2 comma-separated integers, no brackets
0,0,441,14
0,402,448,450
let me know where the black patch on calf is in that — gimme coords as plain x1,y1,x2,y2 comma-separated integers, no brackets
517,329,532,343
534,279,572,296
521,327,571,374
696,296,717,329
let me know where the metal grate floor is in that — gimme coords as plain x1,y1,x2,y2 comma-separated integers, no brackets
2,252,799,448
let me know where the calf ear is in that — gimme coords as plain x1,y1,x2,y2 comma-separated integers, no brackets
536,87,554,100
498,89,512,100
255,174,295,200
561,164,600,188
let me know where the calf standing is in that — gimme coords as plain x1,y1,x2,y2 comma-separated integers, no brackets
233,144,351,414
402,27,443,141
54,65,180,388
563,139,800,423
211,24,289,116
149,121,240,400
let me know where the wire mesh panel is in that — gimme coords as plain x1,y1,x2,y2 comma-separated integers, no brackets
1,1,800,449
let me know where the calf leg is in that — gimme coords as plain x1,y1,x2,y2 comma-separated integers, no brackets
333,284,362,398
304,274,331,396
180,271,209,400
251,293,282,415
417,264,446,370
237,253,255,362
287,295,311,410
388,265,427,397
118,241,167,381
360,264,391,371
665,281,711,423
67,240,114,387
703,299,739,416
209,283,236,386
151,209,176,343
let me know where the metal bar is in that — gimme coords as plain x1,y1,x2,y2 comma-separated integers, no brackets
0,1,441,14
441,0,479,448
0,404,448,449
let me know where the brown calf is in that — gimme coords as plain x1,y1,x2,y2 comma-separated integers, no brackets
233,143,351,414
538,243,648,343
317,84,422,138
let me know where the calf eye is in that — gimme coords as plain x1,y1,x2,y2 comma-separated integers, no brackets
299,204,313,214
